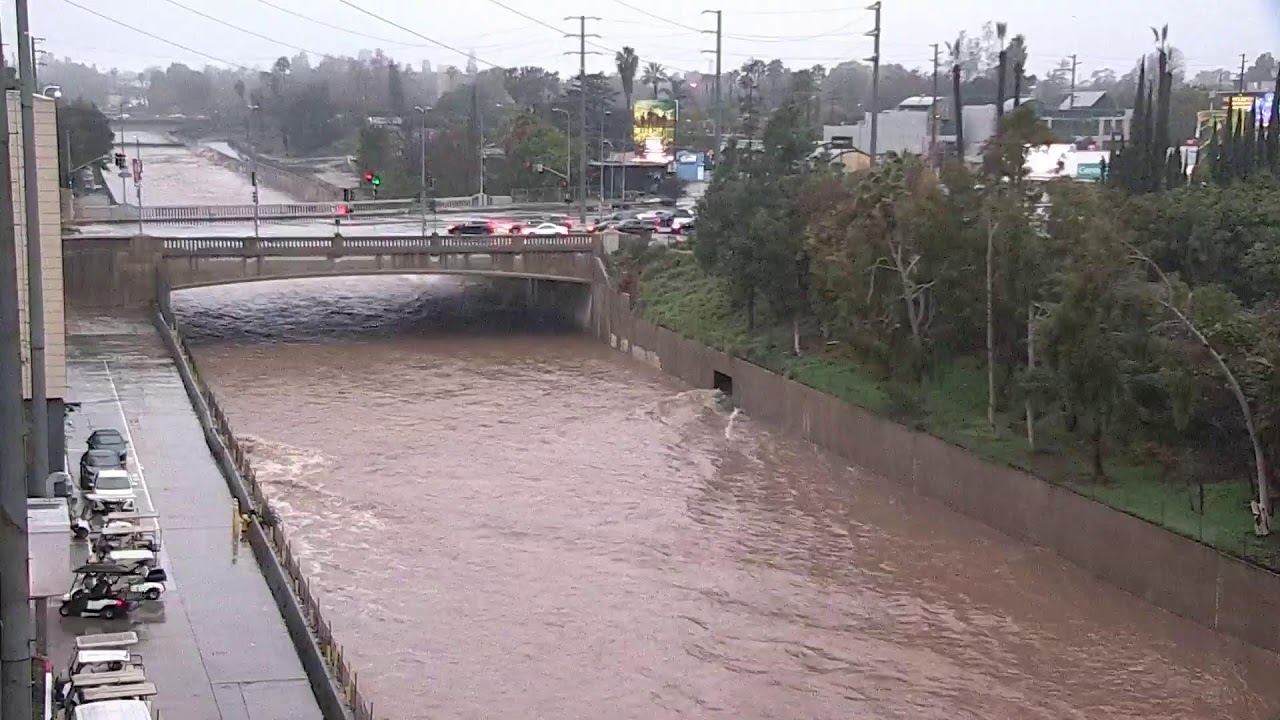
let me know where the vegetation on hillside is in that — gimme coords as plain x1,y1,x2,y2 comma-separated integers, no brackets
620,26,1280,563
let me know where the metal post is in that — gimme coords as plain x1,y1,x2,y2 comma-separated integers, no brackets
866,2,882,166
1069,54,1079,107
17,0,47,494
0,20,34,720
248,105,260,238
478,95,486,199
702,10,722,155
119,112,127,211
134,137,143,236
1239,53,1247,93
576,16,588,224
416,105,428,236
554,108,571,203
599,109,610,213
930,43,940,168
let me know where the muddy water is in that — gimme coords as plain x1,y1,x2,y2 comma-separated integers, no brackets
174,275,1280,720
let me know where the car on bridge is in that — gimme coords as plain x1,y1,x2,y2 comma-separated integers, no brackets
525,222,570,236
446,220,497,235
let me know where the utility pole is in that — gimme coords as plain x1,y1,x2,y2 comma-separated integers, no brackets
599,109,611,208
30,37,43,92
930,43,940,168
1069,54,1080,107
0,20,34,720
415,105,430,236
17,0,48,497
866,2,882,165
564,15,600,225
553,107,571,203
701,10,722,156
1239,53,1248,92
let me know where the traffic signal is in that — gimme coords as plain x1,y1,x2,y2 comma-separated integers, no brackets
363,170,381,187
113,152,126,169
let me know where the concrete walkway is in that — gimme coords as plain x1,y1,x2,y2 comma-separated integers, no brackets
51,315,323,720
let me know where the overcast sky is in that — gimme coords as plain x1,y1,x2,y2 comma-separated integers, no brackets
12,0,1280,79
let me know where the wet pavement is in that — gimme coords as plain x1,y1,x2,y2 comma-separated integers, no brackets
50,312,322,720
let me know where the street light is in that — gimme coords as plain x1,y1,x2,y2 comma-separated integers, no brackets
599,109,611,217
478,102,504,199
247,103,261,238
553,107,571,203
414,105,432,236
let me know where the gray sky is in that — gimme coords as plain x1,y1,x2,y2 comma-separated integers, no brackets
15,0,1280,79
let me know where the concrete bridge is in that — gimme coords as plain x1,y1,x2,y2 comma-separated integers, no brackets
64,233,602,309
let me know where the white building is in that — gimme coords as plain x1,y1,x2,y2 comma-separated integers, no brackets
9,90,66,471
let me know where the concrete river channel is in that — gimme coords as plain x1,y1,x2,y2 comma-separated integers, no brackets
144,274,1280,719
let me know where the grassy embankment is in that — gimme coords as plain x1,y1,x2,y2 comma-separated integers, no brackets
629,249,1280,567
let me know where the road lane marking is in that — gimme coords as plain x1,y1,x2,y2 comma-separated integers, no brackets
102,360,155,514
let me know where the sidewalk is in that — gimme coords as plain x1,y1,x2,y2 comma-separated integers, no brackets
52,315,323,720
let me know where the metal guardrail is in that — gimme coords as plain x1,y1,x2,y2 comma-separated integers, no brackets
160,313,377,720
160,234,600,255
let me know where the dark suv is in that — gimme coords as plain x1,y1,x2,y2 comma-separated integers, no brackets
79,449,124,489
88,428,128,463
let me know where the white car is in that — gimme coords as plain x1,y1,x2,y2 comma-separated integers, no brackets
526,222,570,236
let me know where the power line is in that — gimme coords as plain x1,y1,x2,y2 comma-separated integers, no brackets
158,0,331,58
605,0,700,34
483,0,696,73
252,0,430,48
337,0,503,68
58,0,252,69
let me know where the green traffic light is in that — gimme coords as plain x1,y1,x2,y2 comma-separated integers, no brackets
371,175,382,186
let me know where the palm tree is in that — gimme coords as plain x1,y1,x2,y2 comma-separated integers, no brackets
995,23,1008,122
641,62,666,98
1009,35,1027,107
662,76,688,102
947,34,965,159
615,47,639,135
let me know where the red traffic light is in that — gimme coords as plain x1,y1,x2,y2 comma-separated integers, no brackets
336,203,349,216
364,171,374,182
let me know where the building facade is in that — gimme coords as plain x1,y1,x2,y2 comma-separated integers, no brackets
9,90,66,473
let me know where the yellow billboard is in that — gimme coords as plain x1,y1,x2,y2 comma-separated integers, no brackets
633,99,677,157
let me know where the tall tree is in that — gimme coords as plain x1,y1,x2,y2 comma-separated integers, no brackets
615,47,639,145
641,62,666,99
1009,34,1027,106
995,23,1008,122
947,35,966,159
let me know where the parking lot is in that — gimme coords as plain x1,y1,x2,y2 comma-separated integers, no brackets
51,316,322,720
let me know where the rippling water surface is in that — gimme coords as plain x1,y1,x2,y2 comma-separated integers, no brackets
174,275,1280,720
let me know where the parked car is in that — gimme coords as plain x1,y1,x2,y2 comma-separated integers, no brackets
88,429,128,464
80,450,124,489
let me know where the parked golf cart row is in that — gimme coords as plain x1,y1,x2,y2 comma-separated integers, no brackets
53,632,158,720
60,429,168,621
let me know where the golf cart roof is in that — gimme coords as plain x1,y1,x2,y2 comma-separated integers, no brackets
95,469,130,479
73,563,134,575
72,699,152,720
74,632,138,650
104,511,158,522
97,525,151,536
105,549,154,562
70,668,147,688
75,649,131,665
77,682,157,703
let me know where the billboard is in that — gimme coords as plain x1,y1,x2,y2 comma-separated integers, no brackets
633,99,677,158
1217,92,1275,128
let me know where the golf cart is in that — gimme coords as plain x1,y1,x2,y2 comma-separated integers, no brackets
71,510,158,542
89,549,160,575
59,563,161,616
67,686,157,717
69,699,154,720
89,518,161,552
84,485,138,515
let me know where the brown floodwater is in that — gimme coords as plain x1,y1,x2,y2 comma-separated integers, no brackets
174,275,1280,720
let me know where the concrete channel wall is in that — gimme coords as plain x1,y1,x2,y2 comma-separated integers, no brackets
588,261,1280,656
196,146,342,202
154,301,373,720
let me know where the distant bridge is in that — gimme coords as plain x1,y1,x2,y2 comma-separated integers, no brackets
64,233,603,308
72,197,487,225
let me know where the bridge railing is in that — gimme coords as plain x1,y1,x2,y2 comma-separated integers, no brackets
161,234,600,255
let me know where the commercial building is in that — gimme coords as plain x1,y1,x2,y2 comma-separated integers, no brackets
9,90,66,472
